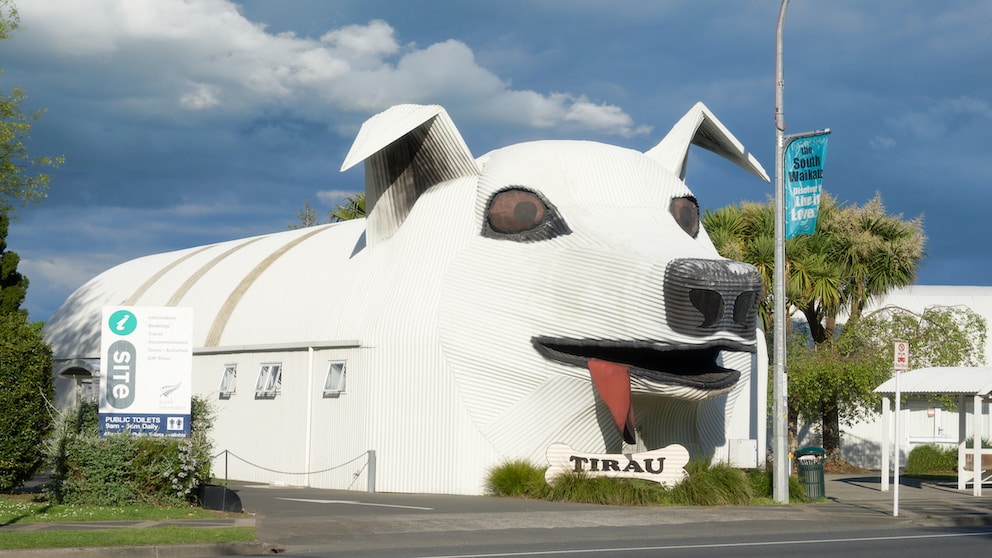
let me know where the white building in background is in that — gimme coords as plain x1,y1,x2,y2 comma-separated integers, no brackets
43,103,770,494
805,285,992,469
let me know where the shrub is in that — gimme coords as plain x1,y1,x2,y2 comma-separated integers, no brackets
45,397,215,506
0,312,54,492
906,444,956,475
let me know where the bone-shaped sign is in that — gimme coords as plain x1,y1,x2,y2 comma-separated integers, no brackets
545,442,690,487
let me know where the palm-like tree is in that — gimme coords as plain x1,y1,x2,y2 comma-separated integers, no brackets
703,192,925,458
821,193,925,328
330,192,366,222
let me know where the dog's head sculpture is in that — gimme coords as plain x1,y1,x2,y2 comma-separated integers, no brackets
342,103,767,456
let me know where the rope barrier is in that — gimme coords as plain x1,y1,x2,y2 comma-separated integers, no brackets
211,449,369,476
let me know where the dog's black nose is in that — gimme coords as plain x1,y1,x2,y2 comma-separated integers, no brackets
663,258,762,336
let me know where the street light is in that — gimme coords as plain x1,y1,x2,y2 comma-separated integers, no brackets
772,0,791,505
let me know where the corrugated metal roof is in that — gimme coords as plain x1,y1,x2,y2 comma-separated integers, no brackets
875,366,992,396
43,220,367,359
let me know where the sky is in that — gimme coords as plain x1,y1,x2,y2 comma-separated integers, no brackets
1,0,990,322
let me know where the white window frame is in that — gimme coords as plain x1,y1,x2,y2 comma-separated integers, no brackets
255,362,282,398
218,363,237,398
323,360,347,397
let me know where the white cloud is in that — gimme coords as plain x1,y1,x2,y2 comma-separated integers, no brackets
320,19,399,63
869,136,896,150
15,0,641,136
180,82,221,110
317,190,361,205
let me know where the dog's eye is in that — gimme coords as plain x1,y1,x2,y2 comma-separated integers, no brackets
488,190,546,234
670,196,699,238
483,187,571,241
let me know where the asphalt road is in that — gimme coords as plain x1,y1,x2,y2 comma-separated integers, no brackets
230,480,992,557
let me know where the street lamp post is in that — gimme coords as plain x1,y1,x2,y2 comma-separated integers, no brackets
773,0,791,505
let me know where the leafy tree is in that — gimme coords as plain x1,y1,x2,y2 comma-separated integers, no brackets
0,310,54,491
330,192,365,222
788,305,986,460
0,2,58,491
0,1,63,214
0,209,27,314
845,305,986,369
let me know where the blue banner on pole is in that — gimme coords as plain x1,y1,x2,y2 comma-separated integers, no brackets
785,132,829,239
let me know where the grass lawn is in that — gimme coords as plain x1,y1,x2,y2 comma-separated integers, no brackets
0,526,257,550
0,495,256,550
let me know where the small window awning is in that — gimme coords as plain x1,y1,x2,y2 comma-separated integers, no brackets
874,366,992,397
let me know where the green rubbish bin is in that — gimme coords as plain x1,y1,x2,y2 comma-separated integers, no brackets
794,446,826,500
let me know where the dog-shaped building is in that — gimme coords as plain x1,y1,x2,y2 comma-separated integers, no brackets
46,103,769,494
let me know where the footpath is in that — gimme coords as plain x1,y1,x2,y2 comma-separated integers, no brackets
2,473,992,557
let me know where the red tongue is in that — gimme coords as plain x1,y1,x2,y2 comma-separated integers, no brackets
588,359,636,444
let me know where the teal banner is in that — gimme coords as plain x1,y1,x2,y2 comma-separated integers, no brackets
784,132,829,239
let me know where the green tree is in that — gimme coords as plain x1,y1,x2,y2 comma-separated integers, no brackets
704,191,926,457
0,310,54,491
330,192,366,222
0,209,27,314
0,1,63,214
0,2,58,491
788,305,985,461
704,192,924,343
289,198,321,229
845,305,986,369
813,193,925,341
290,193,367,228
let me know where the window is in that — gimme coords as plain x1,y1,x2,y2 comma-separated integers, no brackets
218,364,237,399
323,360,347,397
255,363,282,398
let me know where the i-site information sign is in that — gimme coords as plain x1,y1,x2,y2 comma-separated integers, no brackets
99,306,193,438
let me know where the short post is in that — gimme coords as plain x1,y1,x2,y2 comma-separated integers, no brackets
881,396,890,492
973,395,982,497
367,449,377,493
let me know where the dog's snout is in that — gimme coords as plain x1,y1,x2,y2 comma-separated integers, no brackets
664,259,761,336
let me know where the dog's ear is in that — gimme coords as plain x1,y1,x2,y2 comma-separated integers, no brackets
645,102,769,183
341,104,480,246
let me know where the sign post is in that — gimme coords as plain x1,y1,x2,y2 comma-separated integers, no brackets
892,340,909,516
100,306,193,438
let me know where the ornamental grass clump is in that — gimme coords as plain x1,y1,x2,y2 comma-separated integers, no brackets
485,458,792,506
485,459,548,498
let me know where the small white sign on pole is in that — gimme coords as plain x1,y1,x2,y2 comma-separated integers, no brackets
99,306,193,438
893,341,909,371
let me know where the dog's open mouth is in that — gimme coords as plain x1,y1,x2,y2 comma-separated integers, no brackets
532,337,751,390
532,337,754,443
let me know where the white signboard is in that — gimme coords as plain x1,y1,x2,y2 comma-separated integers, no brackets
99,306,192,437
545,442,690,487
893,341,910,371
